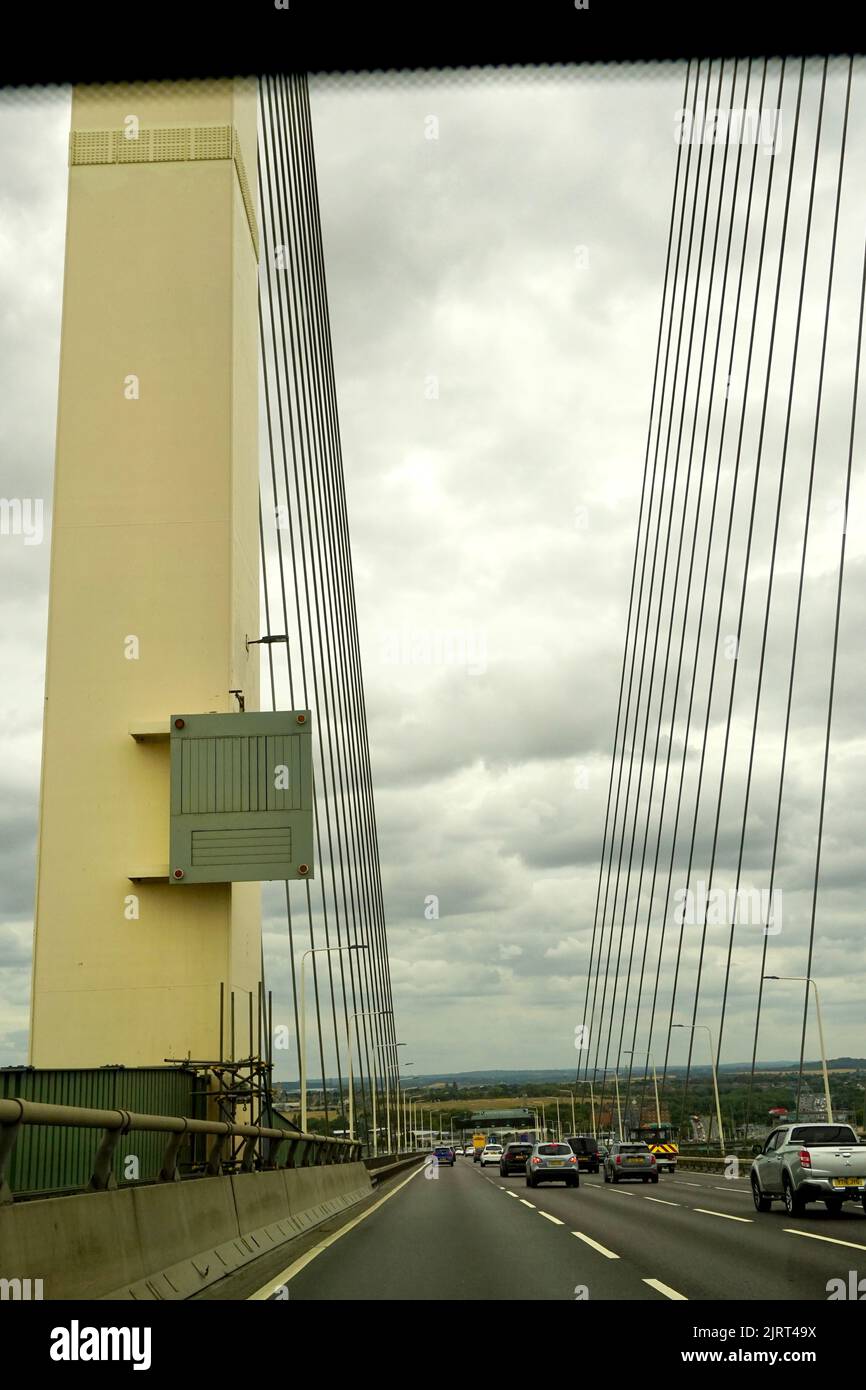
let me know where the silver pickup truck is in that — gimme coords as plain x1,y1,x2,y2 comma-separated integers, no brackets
750,1122,866,1216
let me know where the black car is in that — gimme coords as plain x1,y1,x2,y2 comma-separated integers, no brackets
499,1141,534,1176
564,1134,601,1174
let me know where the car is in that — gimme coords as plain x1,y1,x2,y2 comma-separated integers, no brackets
433,1145,455,1166
603,1141,658,1183
750,1123,866,1215
480,1143,504,1166
564,1134,601,1174
499,1141,534,1176
525,1141,580,1188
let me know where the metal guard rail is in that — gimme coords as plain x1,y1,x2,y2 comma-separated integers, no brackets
0,1097,362,1204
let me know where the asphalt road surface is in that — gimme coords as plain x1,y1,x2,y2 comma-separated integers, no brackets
242,1154,866,1301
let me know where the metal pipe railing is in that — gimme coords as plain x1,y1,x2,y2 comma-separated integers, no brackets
0,1097,362,1203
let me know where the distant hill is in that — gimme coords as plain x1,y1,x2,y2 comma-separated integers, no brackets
274,1059,866,1087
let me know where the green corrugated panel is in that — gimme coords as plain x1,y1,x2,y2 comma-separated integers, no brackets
0,1066,201,1197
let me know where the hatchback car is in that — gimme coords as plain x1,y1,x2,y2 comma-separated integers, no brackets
499,1141,534,1176
433,1145,455,1166
525,1141,580,1188
603,1141,658,1183
480,1144,504,1166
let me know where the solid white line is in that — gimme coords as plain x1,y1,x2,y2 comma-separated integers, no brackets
694,1207,753,1223
571,1230,620,1260
539,1211,564,1226
643,1277,688,1301
519,1199,536,1208
248,1162,425,1299
784,1228,866,1252
643,1196,680,1206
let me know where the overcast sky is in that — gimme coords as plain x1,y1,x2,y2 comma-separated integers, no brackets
1,59,864,1081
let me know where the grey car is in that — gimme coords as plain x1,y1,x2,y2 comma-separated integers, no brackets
603,1141,659,1184
525,1141,580,1188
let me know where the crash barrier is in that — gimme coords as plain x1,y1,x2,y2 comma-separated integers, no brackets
0,1098,371,1299
0,1097,361,1204
364,1152,427,1182
675,1155,742,1173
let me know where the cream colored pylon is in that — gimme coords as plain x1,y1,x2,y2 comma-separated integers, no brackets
30,79,262,1067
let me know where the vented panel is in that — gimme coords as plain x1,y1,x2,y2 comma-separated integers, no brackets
69,124,259,259
169,711,313,884
191,827,293,866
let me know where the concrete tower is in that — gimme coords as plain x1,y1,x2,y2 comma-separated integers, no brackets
29,79,262,1066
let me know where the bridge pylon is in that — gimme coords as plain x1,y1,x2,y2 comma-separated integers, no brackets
30,78,262,1067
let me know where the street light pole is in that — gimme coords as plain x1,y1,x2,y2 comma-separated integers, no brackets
763,976,834,1123
375,1040,407,1154
347,1007,389,1145
673,1023,724,1153
580,1081,596,1136
623,1050,662,1128
597,1069,622,1140
300,944,367,1135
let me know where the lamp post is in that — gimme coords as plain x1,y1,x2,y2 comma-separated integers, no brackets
577,1080,596,1136
566,1090,576,1134
401,1062,414,1151
763,976,833,1123
596,1068,622,1141
623,1049,662,1127
672,1023,724,1153
300,945,367,1135
375,1040,406,1153
346,1007,389,1146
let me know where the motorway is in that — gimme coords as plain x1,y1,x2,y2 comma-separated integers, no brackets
234,1153,866,1301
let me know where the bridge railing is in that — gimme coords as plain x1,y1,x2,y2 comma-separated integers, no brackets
0,1096,362,1204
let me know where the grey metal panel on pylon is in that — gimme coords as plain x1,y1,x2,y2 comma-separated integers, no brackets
169,711,314,883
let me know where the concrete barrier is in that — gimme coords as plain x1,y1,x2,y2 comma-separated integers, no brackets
0,1161,373,1301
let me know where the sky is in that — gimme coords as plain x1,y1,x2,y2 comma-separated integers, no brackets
0,59,864,1082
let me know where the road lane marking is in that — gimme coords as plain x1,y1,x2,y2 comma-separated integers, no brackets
539,1211,564,1226
248,1161,425,1299
784,1229,866,1252
694,1208,753,1223
505,1191,520,1198
643,1196,680,1206
571,1231,620,1259
712,1186,749,1195
608,1188,636,1196
519,1199,536,1208
643,1277,688,1300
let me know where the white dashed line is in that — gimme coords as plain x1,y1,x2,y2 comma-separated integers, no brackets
519,1199,536,1209
608,1187,636,1196
505,1190,520,1198
643,1196,680,1206
712,1186,750,1194
539,1211,564,1226
694,1208,753,1223
784,1229,866,1252
571,1231,620,1259
643,1277,688,1300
